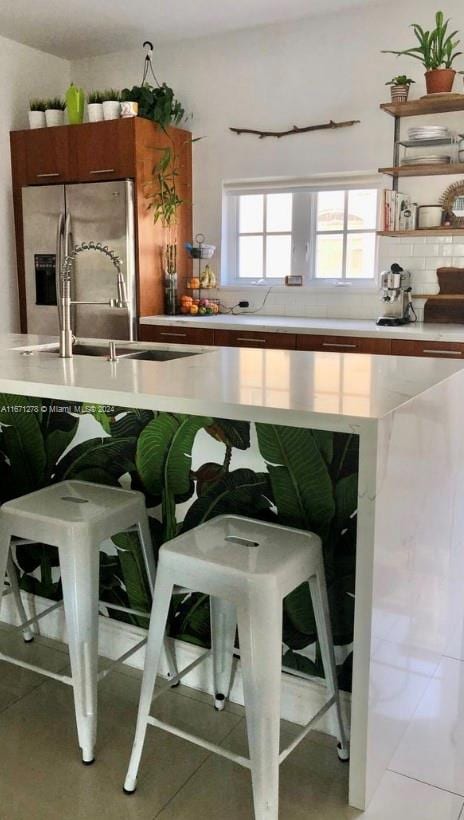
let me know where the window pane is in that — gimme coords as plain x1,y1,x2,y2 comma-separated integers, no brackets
347,189,377,230
239,195,263,233
315,233,343,278
239,235,263,277
266,193,292,232
266,235,292,278
346,233,376,278
317,191,345,232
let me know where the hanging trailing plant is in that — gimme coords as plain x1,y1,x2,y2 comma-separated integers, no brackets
121,83,185,130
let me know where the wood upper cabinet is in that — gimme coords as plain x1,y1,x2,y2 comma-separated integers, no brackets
12,127,72,185
71,120,135,182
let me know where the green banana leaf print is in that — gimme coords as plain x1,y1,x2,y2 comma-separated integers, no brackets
0,396,358,691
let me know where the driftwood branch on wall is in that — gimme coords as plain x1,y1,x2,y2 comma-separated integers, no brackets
229,119,360,139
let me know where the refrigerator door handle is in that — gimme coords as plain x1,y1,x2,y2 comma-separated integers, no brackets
55,211,65,321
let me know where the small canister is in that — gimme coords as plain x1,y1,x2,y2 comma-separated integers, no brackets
417,205,443,229
120,101,138,118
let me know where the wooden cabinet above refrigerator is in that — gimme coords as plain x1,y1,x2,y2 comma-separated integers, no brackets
10,118,192,331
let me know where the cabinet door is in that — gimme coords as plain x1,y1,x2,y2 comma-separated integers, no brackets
73,120,135,181
391,339,464,358
139,324,215,346
214,329,296,349
24,126,71,185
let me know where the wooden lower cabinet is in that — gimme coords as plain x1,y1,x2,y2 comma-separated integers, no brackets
391,339,464,358
139,324,215,346
296,334,391,355
213,329,296,349
139,323,464,359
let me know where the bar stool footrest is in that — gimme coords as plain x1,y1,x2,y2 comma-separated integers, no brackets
0,651,73,685
146,715,252,769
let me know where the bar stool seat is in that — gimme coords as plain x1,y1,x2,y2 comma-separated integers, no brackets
124,514,349,820
0,480,173,765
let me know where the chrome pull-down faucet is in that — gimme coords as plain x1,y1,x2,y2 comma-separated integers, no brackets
59,241,128,358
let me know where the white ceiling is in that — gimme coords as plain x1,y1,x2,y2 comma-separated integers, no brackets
0,0,375,60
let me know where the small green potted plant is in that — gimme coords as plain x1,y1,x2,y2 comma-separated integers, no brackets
102,89,121,121
87,90,105,122
386,75,415,103
28,99,46,129
383,11,462,95
44,97,66,127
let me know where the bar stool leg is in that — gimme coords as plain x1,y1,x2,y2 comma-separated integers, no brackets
7,553,35,642
59,537,100,764
0,528,12,610
124,565,174,794
210,596,237,710
237,587,282,820
308,568,349,761
136,516,178,682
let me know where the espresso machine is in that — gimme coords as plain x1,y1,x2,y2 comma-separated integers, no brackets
376,263,416,326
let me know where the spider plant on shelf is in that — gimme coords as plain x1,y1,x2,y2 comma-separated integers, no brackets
382,10,462,94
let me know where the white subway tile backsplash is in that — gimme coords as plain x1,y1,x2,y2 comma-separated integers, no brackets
413,244,439,256
450,244,464,256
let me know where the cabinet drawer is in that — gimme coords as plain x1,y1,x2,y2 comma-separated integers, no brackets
73,120,135,181
139,324,215,346
391,339,464,358
297,334,391,354
24,126,71,184
214,329,296,349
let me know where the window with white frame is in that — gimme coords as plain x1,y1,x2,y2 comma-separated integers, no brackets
222,181,379,286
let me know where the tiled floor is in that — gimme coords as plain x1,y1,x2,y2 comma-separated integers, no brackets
0,625,462,819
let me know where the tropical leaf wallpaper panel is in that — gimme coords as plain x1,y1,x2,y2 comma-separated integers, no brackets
0,395,358,691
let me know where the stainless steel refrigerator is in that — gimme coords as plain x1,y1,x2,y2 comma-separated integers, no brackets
22,180,137,340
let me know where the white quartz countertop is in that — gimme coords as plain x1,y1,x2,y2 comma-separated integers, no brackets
0,334,462,434
140,313,464,342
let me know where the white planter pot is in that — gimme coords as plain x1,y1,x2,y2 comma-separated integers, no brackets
28,110,46,129
45,109,65,127
87,103,104,122
102,100,120,120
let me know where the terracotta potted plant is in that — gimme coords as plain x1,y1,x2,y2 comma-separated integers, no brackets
385,75,415,103
383,10,462,95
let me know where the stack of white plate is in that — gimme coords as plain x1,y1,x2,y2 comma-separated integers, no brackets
401,154,451,165
408,125,450,140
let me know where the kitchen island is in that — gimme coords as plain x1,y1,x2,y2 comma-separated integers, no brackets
0,332,463,811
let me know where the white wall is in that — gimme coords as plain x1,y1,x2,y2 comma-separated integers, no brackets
0,36,70,331
71,0,464,319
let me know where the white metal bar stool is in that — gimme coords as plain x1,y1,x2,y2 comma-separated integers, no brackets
124,514,349,820
0,479,176,765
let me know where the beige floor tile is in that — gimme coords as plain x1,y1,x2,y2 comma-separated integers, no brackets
0,628,69,707
157,718,357,820
0,668,242,820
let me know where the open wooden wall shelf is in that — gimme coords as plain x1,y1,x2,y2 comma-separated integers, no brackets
380,96,464,118
378,229,464,237
379,162,464,178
